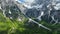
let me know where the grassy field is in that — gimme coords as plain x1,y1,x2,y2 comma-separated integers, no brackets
0,10,60,34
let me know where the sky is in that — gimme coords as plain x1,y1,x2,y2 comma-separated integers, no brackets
18,0,34,3
19,0,25,2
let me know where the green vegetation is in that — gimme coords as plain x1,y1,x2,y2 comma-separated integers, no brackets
0,10,60,34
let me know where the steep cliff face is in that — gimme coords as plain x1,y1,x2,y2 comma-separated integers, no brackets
18,0,60,24
0,0,21,20
0,0,60,24
0,0,60,32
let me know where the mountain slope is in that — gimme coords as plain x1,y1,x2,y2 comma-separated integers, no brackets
0,0,60,34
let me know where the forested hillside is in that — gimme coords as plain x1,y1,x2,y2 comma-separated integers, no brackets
0,10,60,34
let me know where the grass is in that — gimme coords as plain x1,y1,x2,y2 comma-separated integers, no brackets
0,10,60,34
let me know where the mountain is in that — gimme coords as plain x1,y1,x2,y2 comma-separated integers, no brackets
0,0,60,29
0,0,60,34
16,0,60,24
